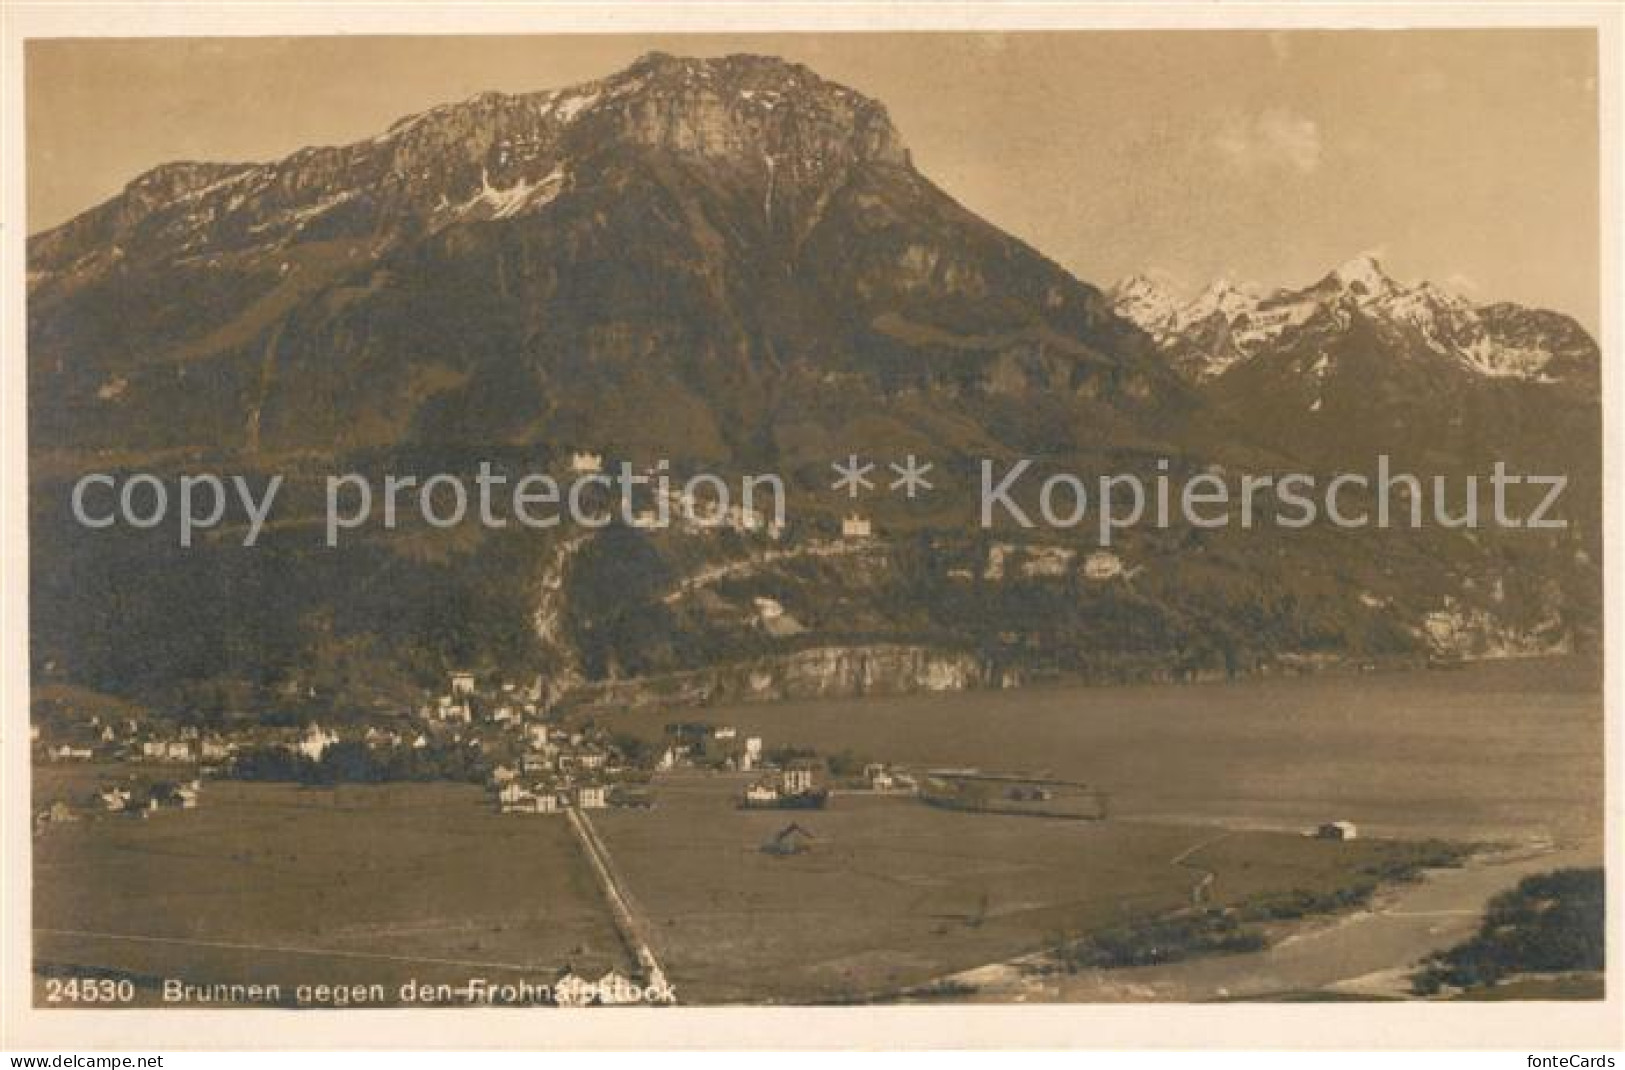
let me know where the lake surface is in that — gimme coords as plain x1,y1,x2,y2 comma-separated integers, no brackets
622,656,1605,849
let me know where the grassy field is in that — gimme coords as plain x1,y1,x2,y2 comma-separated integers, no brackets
592,772,1457,1003
33,769,626,1006
33,762,1463,1007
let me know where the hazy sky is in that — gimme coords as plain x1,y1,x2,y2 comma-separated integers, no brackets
26,31,1600,328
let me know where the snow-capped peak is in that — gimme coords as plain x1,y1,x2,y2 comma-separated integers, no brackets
1111,272,1262,341
1184,279,1261,323
1109,273,1185,339
1331,253,1397,299
1112,253,1596,386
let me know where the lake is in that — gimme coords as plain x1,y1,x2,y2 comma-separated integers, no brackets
617,655,1605,849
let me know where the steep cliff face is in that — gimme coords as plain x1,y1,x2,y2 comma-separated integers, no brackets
565,643,990,713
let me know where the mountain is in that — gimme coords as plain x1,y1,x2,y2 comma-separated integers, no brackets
26,55,1601,717
1111,255,1598,386
1110,256,1601,487
28,51,1176,470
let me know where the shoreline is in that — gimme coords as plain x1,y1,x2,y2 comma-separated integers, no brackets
564,646,1599,720
911,837,1595,1004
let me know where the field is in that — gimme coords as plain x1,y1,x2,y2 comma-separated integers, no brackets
33,770,626,1006
592,773,1460,1003
32,765,1446,1007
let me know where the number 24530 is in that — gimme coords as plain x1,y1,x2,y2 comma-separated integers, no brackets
44,977,135,1003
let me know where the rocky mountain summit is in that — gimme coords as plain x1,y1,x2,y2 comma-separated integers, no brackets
29,52,1163,464
31,53,910,278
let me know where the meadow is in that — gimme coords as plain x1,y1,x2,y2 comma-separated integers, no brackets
33,775,626,1005
592,773,1462,1003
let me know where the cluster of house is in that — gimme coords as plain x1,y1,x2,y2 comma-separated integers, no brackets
741,757,915,809
33,717,239,767
490,723,637,815
35,776,203,830
31,670,920,832
741,757,827,808
654,722,757,772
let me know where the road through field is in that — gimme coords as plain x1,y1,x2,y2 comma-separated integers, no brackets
567,807,672,997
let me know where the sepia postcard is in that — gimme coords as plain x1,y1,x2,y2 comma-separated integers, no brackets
1,1,1620,1054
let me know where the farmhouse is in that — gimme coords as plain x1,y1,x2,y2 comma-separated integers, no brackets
577,784,608,810
841,514,872,539
761,823,815,856
864,763,896,791
498,781,565,815
449,671,477,696
514,786,560,815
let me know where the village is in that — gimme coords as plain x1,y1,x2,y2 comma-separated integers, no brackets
29,659,1161,840
28,665,930,828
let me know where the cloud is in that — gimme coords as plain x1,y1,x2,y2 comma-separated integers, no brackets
1211,107,1322,175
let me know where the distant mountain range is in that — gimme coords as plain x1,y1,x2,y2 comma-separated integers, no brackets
25,53,1603,716
1110,255,1596,385
1110,256,1600,480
